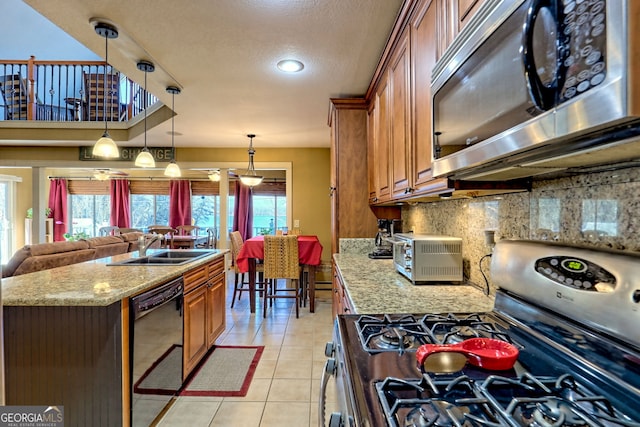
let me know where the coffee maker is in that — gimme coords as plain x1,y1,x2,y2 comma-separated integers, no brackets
368,219,400,259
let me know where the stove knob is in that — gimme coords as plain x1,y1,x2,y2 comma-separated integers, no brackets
325,342,335,357
324,358,337,376
327,412,342,427
633,290,640,304
328,412,343,427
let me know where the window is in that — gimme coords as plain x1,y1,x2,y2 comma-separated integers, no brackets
130,181,170,228
131,194,170,228
191,195,220,229
0,178,17,264
69,194,110,237
67,180,110,238
253,195,287,235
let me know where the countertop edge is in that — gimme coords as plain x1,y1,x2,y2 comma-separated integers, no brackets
2,249,229,307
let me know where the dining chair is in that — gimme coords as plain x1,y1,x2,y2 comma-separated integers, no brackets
196,227,217,249
148,226,176,248
118,227,142,233
263,235,301,318
175,225,199,236
229,231,264,308
98,225,120,236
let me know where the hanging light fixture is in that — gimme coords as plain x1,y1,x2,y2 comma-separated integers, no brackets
92,22,119,158
208,170,221,182
134,60,156,168
164,86,181,177
239,134,263,187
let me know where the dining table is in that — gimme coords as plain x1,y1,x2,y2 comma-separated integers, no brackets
235,235,323,314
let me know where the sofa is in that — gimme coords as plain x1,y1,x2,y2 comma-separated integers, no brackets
1,231,145,278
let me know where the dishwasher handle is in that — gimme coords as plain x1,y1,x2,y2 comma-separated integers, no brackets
131,277,183,319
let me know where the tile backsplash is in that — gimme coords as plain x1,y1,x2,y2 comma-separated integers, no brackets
402,166,640,294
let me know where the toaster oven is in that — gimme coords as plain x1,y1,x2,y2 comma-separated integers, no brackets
392,233,463,283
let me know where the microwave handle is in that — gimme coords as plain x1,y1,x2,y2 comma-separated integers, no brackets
522,0,557,111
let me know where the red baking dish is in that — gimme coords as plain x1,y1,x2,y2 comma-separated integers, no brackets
416,338,519,372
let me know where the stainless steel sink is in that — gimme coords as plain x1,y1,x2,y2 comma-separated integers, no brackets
151,250,212,259
108,250,217,266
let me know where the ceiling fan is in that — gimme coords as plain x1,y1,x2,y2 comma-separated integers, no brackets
89,168,129,181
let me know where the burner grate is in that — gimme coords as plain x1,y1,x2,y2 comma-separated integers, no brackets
357,314,433,354
375,372,640,427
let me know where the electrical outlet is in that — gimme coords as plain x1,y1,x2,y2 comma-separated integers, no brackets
294,219,300,228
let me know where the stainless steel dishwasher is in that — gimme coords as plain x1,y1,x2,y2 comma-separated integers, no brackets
130,277,184,427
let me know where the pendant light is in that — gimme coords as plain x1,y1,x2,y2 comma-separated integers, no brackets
164,86,181,177
208,170,221,182
134,60,156,168
239,134,263,187
92,22,119,158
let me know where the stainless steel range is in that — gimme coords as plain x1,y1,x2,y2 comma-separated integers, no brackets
320,240,640,427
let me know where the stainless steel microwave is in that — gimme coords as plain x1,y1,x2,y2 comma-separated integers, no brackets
431,0,640,181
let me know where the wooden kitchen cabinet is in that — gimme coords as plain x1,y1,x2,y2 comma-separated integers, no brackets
329,98,380,254
410,0,439,194
206,262,226,347
184,282,208,376
368,0,439,203
390,27,413,199
437,0,487,58
183,257,226,377
332,264,353,317
372,75,392,203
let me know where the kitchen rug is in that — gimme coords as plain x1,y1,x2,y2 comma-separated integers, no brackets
134,345,264,397
179,345,264,397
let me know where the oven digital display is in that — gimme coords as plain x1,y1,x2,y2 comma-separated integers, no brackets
561,258,587,273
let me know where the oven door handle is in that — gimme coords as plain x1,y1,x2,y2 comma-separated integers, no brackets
319,358,336,427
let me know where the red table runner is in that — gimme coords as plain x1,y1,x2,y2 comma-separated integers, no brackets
236,235,323,273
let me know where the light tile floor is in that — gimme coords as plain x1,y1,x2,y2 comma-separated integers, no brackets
156,271,338,427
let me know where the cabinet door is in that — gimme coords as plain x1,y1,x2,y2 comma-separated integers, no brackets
183,285,208,377
206,274,226,347
390,28,412,199
457,0,485,34
411,0,438,193
373,75,392,202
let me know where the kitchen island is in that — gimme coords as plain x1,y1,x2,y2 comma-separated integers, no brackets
2,248,228,427
333,253,495,314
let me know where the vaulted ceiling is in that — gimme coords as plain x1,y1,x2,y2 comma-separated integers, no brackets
17,0,403,149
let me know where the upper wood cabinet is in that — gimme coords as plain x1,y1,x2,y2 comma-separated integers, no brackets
410,0,438,194
389,27,412,199
372,75,392,203
437,0,487,58
369,0,439,204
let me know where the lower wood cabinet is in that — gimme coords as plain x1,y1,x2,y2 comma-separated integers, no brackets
183,257,226,378
184,283,208,376
332,264,354,317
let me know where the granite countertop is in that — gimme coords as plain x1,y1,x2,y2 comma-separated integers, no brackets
333,253,495,314
1,249,228,307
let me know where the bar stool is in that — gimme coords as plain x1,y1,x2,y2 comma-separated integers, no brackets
229,231,264,308
263,235,302,318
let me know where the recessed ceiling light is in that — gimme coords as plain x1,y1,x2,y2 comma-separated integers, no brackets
277,59,304,73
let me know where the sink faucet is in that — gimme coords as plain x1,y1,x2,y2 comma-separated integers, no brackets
138,234,160,257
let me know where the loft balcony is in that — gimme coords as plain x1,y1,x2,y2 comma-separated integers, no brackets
0,56,162,142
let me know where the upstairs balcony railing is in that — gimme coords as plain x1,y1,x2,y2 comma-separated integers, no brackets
0,56,157,122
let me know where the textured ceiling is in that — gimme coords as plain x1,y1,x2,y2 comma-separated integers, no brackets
22,0,403,149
